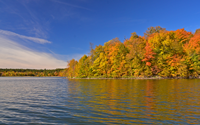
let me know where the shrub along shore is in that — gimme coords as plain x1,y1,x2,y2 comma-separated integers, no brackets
65,26,200,79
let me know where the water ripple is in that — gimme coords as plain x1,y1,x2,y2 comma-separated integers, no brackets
0,77,200,124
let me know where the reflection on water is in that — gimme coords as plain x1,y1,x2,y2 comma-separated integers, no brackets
0,77,200,124
67,79,200,124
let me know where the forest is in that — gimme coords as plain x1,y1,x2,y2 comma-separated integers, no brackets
66,26,200,78
0,68,66,77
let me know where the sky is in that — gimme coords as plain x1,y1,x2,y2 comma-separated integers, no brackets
0,0,200,69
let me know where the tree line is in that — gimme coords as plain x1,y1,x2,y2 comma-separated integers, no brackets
0,68,65,77
65,26,200,78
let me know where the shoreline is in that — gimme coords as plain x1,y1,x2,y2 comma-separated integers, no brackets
0,76,63,77
1,76,200,79
68,76,200,80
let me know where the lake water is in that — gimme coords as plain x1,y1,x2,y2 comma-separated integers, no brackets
0,77,200,124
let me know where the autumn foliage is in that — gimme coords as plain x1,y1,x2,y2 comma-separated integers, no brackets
0,68,65,77
65,27,200,78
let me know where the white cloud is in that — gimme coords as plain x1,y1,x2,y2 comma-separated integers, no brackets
0,36,66,69
0,29,51,44
51,0,92,11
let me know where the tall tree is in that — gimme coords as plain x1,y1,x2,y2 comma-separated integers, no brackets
67,59,78,78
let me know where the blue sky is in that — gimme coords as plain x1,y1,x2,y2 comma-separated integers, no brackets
0,0,200,69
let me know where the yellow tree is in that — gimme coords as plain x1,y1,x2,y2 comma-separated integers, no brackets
67,59,78,78
124,33,146,77
77,55,89,78
105,39,128,78
92,52,108,77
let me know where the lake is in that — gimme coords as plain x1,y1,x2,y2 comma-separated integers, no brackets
0,77,200,124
